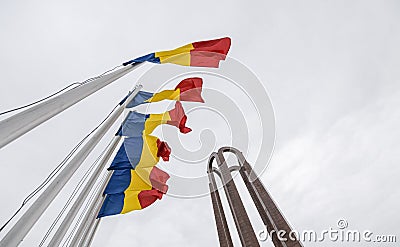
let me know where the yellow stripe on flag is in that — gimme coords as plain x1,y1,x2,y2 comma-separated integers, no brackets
135,167,154,188
144,112,172,134
121,190,143,213
136,135,160,168
146,88,180,103
129,170,152,191
155,43,194,66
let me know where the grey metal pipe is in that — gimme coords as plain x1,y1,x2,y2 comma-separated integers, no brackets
70,172,111,247
0,85,142,247
85,218,101,247
78,195,106,247
0,63,142,149
47,136,121,246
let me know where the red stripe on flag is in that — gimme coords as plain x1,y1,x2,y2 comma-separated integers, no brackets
175,77,204,103
190,37,231,67
138,190,163,209
167,102,192,133
149,166,170,194
156,139,171,161
192,37,231,55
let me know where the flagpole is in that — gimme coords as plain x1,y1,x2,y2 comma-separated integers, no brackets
0,63,142,149
85,218,102,247
0,85,142,247
77,203,104,247
69,172,111,246
47,136,122,246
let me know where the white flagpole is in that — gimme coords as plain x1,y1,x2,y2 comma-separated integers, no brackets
0,63,142,149
69,172,111,246
47,136,122,246
0,85,142,247
77,197,106,247
85,218,102,247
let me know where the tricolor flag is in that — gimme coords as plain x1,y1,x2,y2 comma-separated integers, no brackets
118,101,192,137
127,77,204,108
123,37,231,68
97,166,170,218
98,76,206,218
107,135,171,170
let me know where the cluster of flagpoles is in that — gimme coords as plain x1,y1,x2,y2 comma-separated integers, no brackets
0,37,231,246
0,64,143,246
47,137,121,246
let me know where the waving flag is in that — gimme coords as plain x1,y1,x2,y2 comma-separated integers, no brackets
98,190,163,218
97,167,170,218
123,37,231,68
117,101,191,137
103,166,169,195
98,74,206,219
126,77,204,108
108,135,171,170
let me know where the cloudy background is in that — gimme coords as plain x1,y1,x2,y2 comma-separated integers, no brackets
1,0,399,246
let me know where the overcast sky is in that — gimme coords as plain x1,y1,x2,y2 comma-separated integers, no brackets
0,1,399,246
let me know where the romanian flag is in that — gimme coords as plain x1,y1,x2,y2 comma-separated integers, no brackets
126,77,204,108
97,166,170,218
118,101,192,137
98,75,206,218
123,37,231,68
108,135,171,170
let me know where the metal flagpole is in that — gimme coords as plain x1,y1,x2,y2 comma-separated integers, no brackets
47,136,122,246
0,85,142,247
85,218,102,247
77,200,105,247
0,63,142,149
69,172,111,246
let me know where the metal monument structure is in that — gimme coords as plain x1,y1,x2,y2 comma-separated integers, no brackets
208,147,302,247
